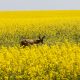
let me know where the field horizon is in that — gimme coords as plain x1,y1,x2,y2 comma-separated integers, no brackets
0,10,80,18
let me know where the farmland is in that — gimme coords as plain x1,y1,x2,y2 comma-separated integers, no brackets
0,11,80,79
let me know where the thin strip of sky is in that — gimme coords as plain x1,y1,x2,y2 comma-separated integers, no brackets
0,0,80,10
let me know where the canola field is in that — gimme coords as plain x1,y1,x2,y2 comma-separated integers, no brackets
0,11,80,79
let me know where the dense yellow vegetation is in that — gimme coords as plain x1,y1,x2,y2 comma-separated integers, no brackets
0,10,80,25
0,43,80,80
0,11,80,79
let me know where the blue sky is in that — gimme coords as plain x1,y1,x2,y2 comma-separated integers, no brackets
0,0,80,10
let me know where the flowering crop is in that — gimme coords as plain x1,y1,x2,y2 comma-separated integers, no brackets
0,11,80,79
0,43,80,79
